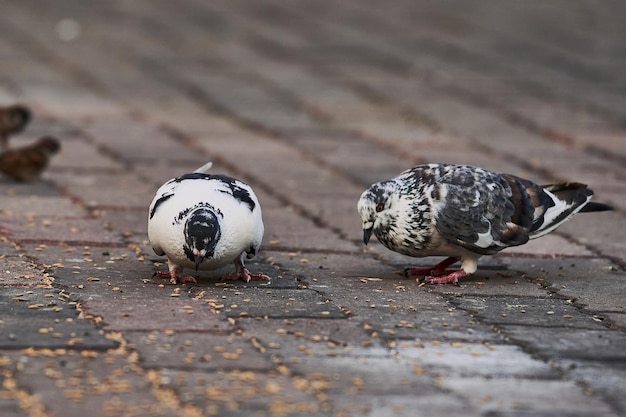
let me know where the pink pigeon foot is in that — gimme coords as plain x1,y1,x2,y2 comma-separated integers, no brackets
224,268,270,283
156,271,197,284
422,269,468,286
404,257,459,278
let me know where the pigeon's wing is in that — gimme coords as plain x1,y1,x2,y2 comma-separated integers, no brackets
245,214,264,260
209,174,258,212
147,189,172,257
208,174,264,259
433,166,538,255
152,245,166,256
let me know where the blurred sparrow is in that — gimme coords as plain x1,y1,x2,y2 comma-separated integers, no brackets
0,136,61,182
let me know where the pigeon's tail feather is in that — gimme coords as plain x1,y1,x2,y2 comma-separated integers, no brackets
194,162,213,173
528,182,594,239
579,202,613,213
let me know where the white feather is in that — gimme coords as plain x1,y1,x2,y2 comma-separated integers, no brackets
148,174,263,272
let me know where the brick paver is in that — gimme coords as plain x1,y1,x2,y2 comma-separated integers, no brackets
1,1,625,416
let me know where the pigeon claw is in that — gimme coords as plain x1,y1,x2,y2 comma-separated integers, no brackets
156,271,197,285
225,268,271,283
422,269,468,286
404,257,460,278
423,275,461,286
178,275,198,284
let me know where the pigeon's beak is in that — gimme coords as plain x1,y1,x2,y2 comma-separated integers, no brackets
193,250,206,271
194,254,203,271
363,225,374,245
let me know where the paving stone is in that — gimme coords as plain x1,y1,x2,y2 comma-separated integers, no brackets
0,255,51,287
78,117,206,162
217,288,347,319
81,298,237,332
0,288,117,350
562,360,626,415
329,393,469,417
96,208,149,237
500,326,626,361
125,331,273,372
505,257,626,314
157,369,326,416
450,295,607,329
0,179,63,197
440,376,617,417
0,195,84,218
397,342,556,378
183,71,321,131
605,312,626,329
0,397,22,417
501,234,594,257
0,240,20,257
262,206,357,253
20,243,155,292
558,212,626,269
1,217,124,246
49,171,155,209
1,350,183,417
238,317,390,360
51,138,125,171
287,130,406,186
289,354,439,394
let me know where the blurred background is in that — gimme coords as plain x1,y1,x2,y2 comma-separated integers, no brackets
0,0,624,260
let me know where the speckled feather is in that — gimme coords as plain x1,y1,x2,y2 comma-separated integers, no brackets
358,164,611,283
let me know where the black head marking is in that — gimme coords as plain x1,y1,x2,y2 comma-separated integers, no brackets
182,207,221,268
174,202,223,225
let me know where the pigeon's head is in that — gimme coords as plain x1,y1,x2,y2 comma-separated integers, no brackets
357,181,398,245
183,207,221,270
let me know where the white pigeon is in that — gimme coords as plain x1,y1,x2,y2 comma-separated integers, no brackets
148,162,269,284
357,164,612,285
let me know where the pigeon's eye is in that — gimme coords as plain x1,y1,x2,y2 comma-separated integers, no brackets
375,203,384,212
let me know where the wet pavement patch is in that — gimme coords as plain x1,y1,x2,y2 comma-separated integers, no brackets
0,288,118,350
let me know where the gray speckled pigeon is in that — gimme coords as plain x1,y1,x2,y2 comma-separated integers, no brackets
148,162,269,284
357,164,612,285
